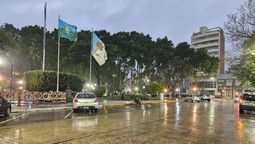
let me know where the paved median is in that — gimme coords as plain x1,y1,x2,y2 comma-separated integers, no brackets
104,100,176,108
11,100,176,113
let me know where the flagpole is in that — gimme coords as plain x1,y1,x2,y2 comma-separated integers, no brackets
57,15,60,92
90,29,93,84
42,2,47,71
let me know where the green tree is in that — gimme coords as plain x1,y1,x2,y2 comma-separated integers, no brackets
225,0,255,86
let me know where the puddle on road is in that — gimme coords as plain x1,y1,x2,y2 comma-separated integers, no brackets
0,104,161,127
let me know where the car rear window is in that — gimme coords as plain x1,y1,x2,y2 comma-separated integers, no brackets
243,94,255,101
77,93,96,99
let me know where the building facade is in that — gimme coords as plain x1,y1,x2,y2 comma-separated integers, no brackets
189,26,225,96
191,26,225,74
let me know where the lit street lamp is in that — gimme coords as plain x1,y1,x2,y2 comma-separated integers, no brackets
164,88,168,93
176,88,180,97
134,86,139,93
192,87,198,95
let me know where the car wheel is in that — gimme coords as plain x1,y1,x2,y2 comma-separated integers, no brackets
208,100,211,102
5,107,11,116
94,108,98,113
239,109,244,114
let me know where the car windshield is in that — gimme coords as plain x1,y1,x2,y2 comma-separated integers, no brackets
242,94,255,101
77,93,96,99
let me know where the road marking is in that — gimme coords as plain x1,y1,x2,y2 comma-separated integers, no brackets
0,112,33,124
64,110,73,119
103,105,108,114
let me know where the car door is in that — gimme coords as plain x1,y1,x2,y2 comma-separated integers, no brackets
242,94,255,106
0,97,4,114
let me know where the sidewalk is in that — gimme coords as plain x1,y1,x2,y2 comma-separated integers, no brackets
11,99,176,113
11,103,73,113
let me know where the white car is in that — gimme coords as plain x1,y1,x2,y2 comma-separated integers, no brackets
192,95,201,102
73,92,99,112
200,95,211,102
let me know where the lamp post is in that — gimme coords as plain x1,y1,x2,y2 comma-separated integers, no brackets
112,74,116,94
17,80,23,107
192,87,197,95
10,61,13,91
210,77,215,95
176,88,180,98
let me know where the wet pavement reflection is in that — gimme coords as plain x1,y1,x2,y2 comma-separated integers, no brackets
0,101,255,143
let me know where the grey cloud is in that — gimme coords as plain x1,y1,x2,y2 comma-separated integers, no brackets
0,0,243,45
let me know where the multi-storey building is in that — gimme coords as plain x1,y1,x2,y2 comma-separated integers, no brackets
191,26,225,74
189,26,225,95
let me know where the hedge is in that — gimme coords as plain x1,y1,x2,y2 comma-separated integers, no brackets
23,70,83,91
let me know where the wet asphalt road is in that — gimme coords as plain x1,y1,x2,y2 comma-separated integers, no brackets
0,100,255,144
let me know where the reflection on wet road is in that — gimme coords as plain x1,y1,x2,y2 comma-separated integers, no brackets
0,101,255,143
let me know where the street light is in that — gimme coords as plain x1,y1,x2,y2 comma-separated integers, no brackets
176,88,180,97
192,87,198,95
18,80,23,85
164,88,168,93
134,86,139,93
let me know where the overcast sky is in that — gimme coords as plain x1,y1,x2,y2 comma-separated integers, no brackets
0,0,243,45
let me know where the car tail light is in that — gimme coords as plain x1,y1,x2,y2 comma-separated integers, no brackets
73,98,78,103
94,97,99,102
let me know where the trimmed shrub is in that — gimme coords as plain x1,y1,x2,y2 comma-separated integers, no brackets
24,70,83,91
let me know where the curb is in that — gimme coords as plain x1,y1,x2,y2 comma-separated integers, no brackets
11,100,176,113
104,100,176,108
12,107,73,113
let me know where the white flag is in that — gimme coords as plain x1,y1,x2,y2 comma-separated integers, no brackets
91,32,107,66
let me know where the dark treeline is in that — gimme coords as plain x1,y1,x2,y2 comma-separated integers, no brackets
0,23,219,92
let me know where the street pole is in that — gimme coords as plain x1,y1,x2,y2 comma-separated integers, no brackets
57,15,60,92
10,61,13,92
42,2,47,71
89,28,93,84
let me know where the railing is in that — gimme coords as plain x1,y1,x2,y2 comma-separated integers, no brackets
0,90,66,104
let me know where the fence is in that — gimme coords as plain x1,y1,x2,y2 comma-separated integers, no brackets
0,90,66,104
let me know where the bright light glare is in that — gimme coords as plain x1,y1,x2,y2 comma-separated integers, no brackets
18,80,23,85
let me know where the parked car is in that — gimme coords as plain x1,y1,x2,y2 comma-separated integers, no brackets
73,92,99,113
184,95,200,102
192,95,201,102
0,96,11,116
184,95,193,102
200,95,211,102
209,95,215,99
234,96,241,103
239,93,255,114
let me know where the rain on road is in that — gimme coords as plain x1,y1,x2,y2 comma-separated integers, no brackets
0,101,254,144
